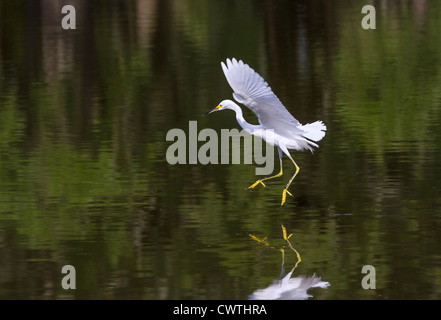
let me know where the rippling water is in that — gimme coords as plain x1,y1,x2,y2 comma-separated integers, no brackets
1,0,441,299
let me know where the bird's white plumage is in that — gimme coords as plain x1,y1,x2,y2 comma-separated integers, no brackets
205,58,327,205
221,58,326,152
300,120,327,142
249,273,330,300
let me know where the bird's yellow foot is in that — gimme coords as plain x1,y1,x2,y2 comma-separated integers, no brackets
281,189,293,206
248,180,267,189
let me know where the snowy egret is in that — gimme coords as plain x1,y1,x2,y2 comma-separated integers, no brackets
204,58,326,205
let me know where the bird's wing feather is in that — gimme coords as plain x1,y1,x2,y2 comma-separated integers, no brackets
221,58,302,137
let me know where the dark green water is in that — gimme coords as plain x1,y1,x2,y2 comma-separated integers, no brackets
1,0,441,299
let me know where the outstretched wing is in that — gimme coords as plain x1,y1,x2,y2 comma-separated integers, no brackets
221,58,303,138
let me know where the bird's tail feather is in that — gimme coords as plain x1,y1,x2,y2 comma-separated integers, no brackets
300,121,327,142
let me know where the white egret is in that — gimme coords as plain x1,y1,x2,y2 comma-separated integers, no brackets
249,274,330,300
204,58,326,205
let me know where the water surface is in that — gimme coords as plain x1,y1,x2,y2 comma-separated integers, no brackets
1,0,441,299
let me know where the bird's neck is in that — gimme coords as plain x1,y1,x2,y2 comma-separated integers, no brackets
229,102,260,132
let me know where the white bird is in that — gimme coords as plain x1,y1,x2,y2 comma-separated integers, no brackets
204,58,326,205
249,273,330,300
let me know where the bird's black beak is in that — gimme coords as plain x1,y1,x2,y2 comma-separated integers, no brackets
203,105,222,116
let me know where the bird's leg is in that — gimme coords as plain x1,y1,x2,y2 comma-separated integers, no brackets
281,154,299,206
248,157,283,189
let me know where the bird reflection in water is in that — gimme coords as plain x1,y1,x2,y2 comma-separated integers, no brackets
249,225,330,300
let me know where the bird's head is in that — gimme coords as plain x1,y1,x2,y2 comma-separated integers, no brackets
203,100,235,116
